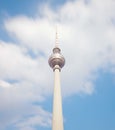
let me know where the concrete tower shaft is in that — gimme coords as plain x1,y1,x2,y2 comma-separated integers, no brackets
48,29,65,130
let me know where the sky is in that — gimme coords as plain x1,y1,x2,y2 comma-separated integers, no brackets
0,0,115,130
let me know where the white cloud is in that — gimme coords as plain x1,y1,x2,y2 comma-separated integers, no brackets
4,16,55,55
0,80,12,88
0,104,51,130
14,106,51,130
0,0,115,129
0,41,52,94
0,41,52,129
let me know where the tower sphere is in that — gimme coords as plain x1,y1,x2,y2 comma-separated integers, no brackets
48,47,65,70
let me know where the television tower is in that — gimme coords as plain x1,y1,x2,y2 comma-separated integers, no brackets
48,29,65,130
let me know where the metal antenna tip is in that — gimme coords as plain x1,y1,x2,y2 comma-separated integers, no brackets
55,25,59,48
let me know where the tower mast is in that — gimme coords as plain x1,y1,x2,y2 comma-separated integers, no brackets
48,29,65,130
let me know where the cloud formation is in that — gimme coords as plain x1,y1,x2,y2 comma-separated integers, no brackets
0,0,115,129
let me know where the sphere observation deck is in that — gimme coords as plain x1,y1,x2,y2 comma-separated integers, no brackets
48,47,65,70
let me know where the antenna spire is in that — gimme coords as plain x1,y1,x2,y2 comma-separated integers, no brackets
55,26,59,48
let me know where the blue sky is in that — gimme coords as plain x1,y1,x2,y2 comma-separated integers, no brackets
0,0,115,130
